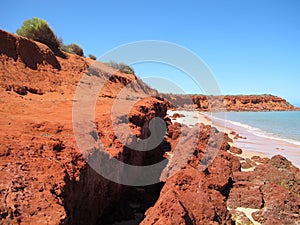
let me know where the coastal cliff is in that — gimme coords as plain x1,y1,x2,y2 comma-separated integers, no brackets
0,29,163,224
0,30,299,225
161,94,299,111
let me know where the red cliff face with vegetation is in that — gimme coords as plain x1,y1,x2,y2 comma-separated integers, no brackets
161,94,299,111
0,29,161,224
0,30,299,225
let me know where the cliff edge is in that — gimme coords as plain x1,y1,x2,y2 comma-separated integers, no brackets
161,94,299,111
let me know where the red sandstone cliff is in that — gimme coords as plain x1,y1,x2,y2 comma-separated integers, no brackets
161,94,299,111
0,29,162,224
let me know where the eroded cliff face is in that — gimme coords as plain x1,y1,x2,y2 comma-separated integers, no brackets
0,30,164,224
161,94,299,111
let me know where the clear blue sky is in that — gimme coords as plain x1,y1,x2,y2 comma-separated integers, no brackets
1,0,300,106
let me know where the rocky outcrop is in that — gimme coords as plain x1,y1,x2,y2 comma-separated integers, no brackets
141,121,300,225
161,94,299,111
141,167,233,225
228,155,300,224
141,124,240,225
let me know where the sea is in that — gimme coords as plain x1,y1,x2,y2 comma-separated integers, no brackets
213,111,300,168
223,111,300,146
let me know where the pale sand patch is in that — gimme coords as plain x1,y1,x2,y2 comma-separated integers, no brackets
167,110,211,128
235,207,261,225
241,167,256,172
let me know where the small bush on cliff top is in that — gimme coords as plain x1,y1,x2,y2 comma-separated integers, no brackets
88,54,97,60
16,17,62,54
61,44,84,56
105,61,135,74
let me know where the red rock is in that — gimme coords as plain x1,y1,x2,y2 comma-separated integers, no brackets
205,151,240,191
253,183,300,224
251,155,270,164
227,182,263,209
172,113,185,119
229,155,300,224
167,122,182,140
229,146,243,154
141,168,233,225
143,127,241,225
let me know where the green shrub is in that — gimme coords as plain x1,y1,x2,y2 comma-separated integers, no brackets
61,44,84,56
88,54,97,60
16,17,61,54
105,61,135,74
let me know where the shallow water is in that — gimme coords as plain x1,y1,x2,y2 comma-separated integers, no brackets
221,111,300,145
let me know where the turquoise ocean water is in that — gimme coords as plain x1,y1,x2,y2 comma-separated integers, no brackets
223,111,300,146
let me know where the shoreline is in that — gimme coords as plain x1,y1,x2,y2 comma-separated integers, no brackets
221,115,300,168
168,110,300,169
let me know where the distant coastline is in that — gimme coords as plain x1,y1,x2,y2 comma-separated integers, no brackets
161,93,299,112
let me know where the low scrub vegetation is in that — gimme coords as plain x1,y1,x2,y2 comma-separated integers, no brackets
60,44,84,56
105,61,135,74
16,18,85,57
88,54,97,60
16,17,62,54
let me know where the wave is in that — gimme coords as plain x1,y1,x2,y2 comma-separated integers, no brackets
226,120,300,146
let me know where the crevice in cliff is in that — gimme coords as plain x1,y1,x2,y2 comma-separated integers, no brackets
58,96,173,225
61,164,123,225
95,140,170,224
61,147,168,225
220,177,234,199
259,185,265,209
97,183,165,225
61,120,170,224
178,200,194,225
